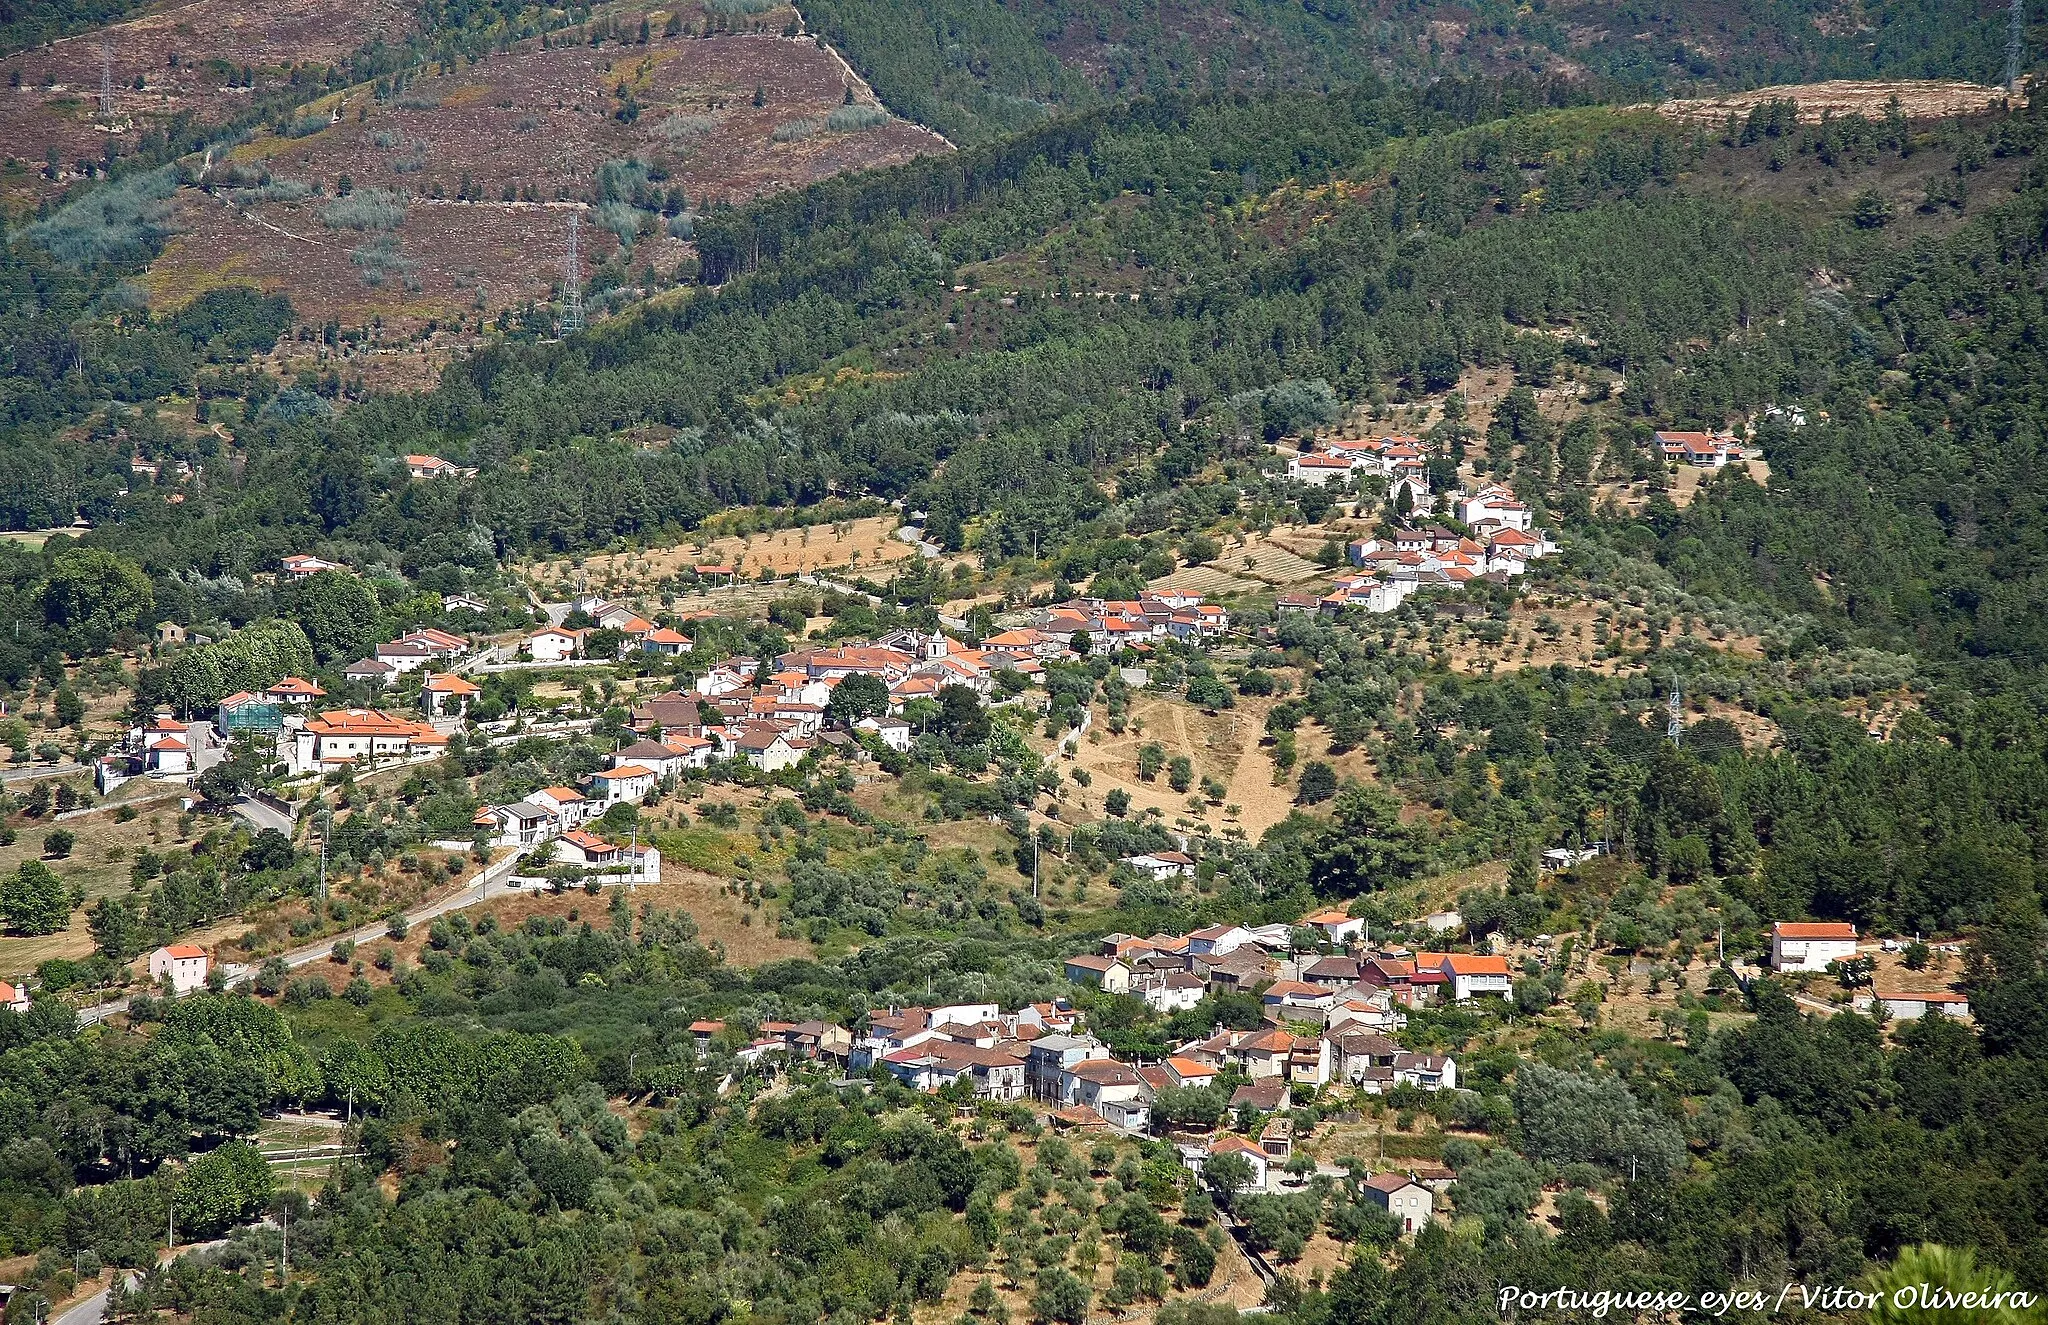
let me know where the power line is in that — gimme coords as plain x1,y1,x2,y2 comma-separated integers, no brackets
560,211,584,334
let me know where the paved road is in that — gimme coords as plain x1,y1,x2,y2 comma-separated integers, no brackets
0,761,85,784
75,853,523,1029
52,1271,133,1325
231,795,297,836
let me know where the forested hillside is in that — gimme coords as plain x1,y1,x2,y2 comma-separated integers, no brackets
804,0,2026,143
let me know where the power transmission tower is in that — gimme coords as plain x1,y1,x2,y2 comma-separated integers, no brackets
1667,687,1683,746
100,38,114,122
2009,0,2028,92
560,211,584,334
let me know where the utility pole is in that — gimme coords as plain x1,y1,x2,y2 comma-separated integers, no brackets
1031,831,1040,900
1666,686,1683,746
317,806,333,900
279,1195,288,1286
560,211,584,334
100,38,114,123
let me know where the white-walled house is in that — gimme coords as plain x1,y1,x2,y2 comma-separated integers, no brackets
1302,907,1366,945
1855,988,1972,1021
590,764,659,804
856,715,913,752
149,944,209,994
1770,921,1859,973
1289,452,1359,486
527,627,588,662
1124,851,1195,881
1186,923,1257,958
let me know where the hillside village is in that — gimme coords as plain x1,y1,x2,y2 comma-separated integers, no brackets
1,40,2044,1325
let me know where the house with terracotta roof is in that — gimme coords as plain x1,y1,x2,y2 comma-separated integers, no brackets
527,627,588,663
404,454,475,479
1289,451,1361,486
148,943,209,994
421,673,481,719
530,786,593,827
612,739,695,782
883,1042,1028,1099
1419,952,1513,1000
1654,429,1745,468
640,627,693,656
267,676,326,707
590,764,659,804
1302,906,1365,945
1162,1055,1219,1089
1185,1134,1270,1189
280,554,343,579
1,979,30,1013
1361,960,1418,999
1770,921,1859,972
729,723,814,773
1063,954,1131,994
1123,850,1195,882
295,709,445,770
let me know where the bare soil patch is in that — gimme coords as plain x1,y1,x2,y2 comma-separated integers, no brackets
1652,80,2008,128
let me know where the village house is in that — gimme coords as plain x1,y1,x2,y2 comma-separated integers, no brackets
612,739,697,782
883,1042,1028,1100
641,627,693,656
1418,952,1513,1001
1654,430,1746,468
148,944,209,994
280,554,343,580
422,673,481,719
590,764,659,805
1024,1033,1106,1103
1855,988,1972,1021
294,709,446,772
527,627,589,662
1,979,31,1013
1132,970,1206,1013
1187,1135,1270,1189
730,723,814,773
856,714,913,751
1063,954,1132,994
1062,1059,1153,1130
1303,956,1363,987
1186,923,1258,958
1123,850,1196,881
529,786,594,828
848,1004,1001,1071
1364,1172,1434,1235
267,676,326,708
1770,921,1860,973
474,800,560,849
1302,907,1366,946
343,658,395,688
1262,980,1337,1016
404,454,477,479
